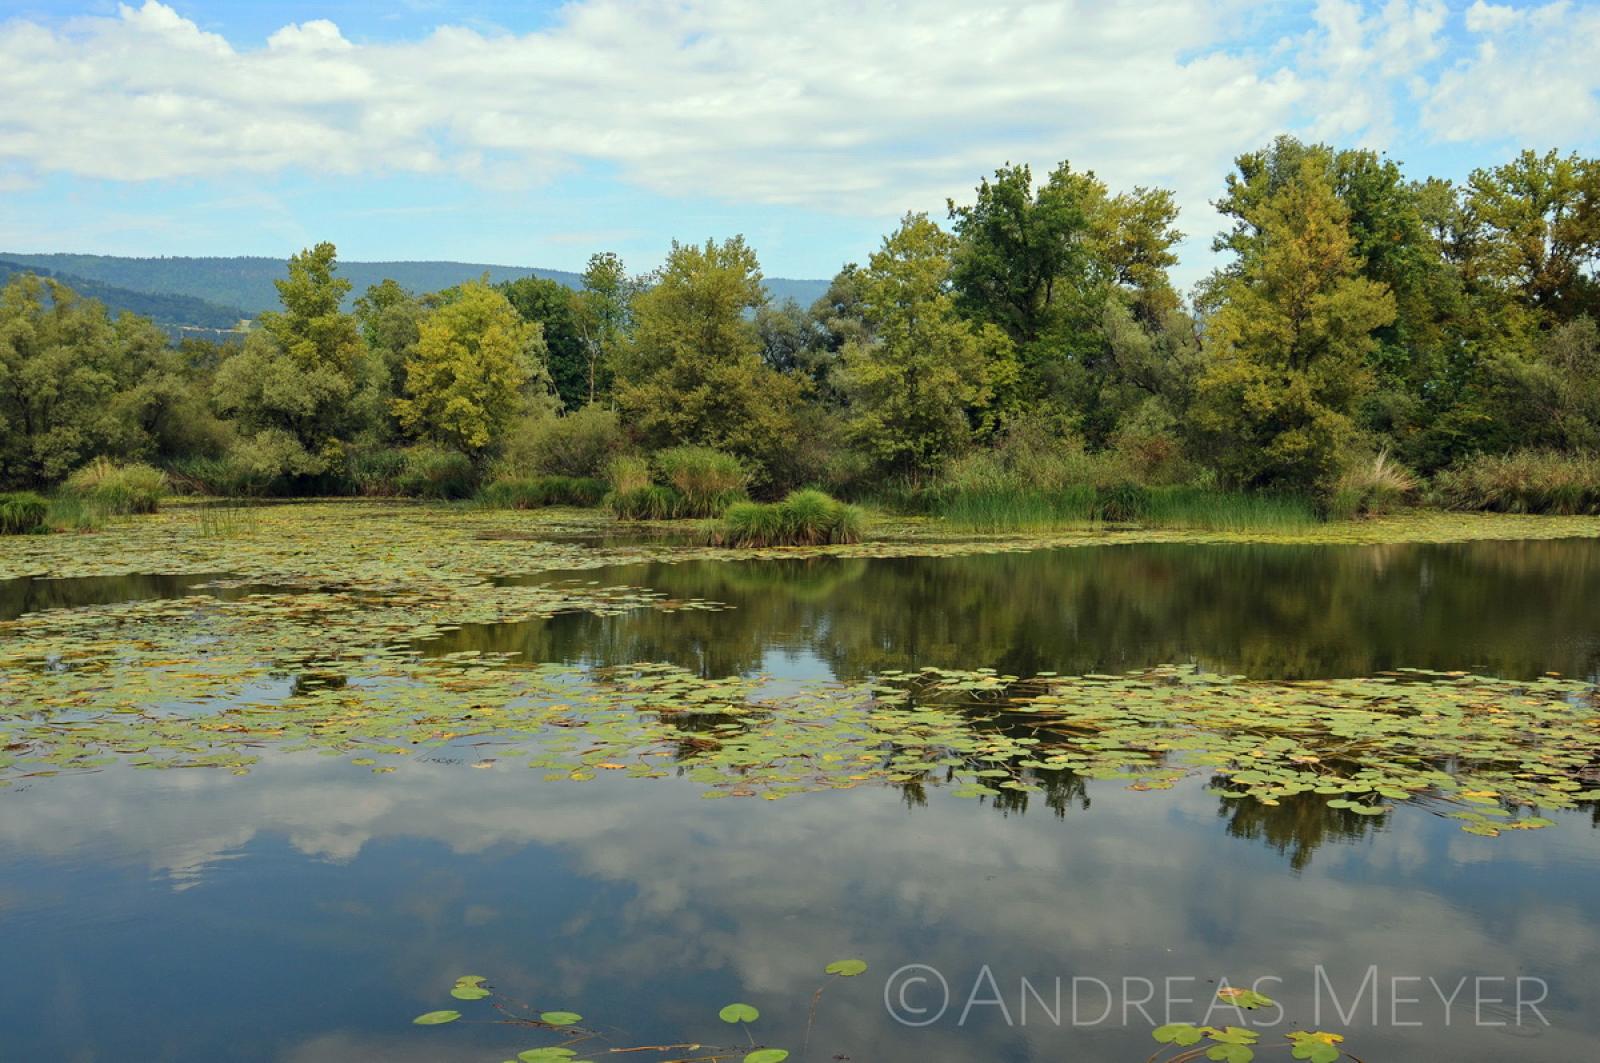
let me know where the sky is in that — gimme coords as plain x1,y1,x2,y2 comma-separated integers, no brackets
1,0,1597,291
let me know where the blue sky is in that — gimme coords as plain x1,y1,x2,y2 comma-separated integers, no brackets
1,0,1597,290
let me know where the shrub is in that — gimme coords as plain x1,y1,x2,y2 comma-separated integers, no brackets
714,489,865,547
499,405,626,479
1430,450,1600,514
480,475,608,509
0,491,47,534
652,446,749,517
61,458,168,514
1329,450,1417,518
395,445,477,499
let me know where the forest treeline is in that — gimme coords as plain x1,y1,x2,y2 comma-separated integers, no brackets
2,136,1598,518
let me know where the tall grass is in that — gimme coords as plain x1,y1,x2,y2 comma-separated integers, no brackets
61,458,168,514
652,446,749,517
926,483,1320,533
479,475,608,509
715,489,865,546
1328,450,1418,518
1431,450,1600,514
0,491,47,534
194,500,261,539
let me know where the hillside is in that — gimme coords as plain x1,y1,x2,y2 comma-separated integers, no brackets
0,253,832,320
0,258,249,334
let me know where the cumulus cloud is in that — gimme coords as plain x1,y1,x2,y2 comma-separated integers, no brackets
0,0,1594,275
1423,0,1600,143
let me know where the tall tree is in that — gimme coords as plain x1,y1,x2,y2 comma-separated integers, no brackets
1193,158,1396,493
500,276,587,410
613,237,802,480
573,252,631,405
843,213,1015,478
1465,149,1600,321
394,281,550,455
213,243,364,469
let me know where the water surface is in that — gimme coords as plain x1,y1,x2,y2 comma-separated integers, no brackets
3,537,1599,1062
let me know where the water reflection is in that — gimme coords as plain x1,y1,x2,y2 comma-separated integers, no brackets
430,539,1600,681
0,758,1595,1062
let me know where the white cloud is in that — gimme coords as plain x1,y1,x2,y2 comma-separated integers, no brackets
1424,0,1600,143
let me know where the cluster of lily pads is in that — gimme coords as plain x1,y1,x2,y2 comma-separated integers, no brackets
409,959,869,1063
2,502,1599,839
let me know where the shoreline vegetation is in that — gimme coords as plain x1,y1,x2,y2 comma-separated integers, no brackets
3,137,1599,545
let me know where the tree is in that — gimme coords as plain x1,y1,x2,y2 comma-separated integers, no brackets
573,252,632,405
393,281,551,455
0,275,163,486
1193,158,1396,493
352,278,424,444
500,276,587,411
842,213,1015,478
613,237,803,481
1465,149,1600,321
213,243,364,469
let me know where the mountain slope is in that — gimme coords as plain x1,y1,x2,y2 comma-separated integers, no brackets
0,258,249,331
0,253,833,319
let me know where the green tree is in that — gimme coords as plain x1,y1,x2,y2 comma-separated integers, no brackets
352,278,424,443
0,275,169,486
1465,149,1600,321
843,213,1015,478
500,276,587,411
573,252,632,405
1193,159,1396,493
613,237,803,481
393,281,551,455
213,243,364,469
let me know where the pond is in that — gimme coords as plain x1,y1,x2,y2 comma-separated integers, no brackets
1,507,1598,1062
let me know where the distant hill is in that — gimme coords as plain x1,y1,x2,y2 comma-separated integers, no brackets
0,253,833,322
0,258,250,338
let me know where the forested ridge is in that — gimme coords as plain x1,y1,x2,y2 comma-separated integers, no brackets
3,136,1598,521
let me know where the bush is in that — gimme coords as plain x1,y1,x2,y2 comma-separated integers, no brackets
499,406,626,479
61,458,168,514
480,475,608,509
396,445,477,499
1328,450,1417,518
0,491,47,534
1430,450,1600,514
715,489,865,547
652,446,749,517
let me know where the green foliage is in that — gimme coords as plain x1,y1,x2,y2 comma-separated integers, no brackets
0,491,47,534
395,445,477,500
608,484,679,520
605,454,653,495
716,490,865,547
843,213,1015,477
614,237,804,483
213,243,365,469
395,280,551,455
479,475,607,509
1328,450,1417,518
1465,149,1600,321
60,458,168,515
1193,157,1396,494
497,405,626,480
0,273,182,488
1431,450,1600,514
500,276,588,410
652,445,749,517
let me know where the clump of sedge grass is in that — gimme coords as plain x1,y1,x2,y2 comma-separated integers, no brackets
61,458,168,515
714,489,865,547
1430,450,1600,515
0,491,48,534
